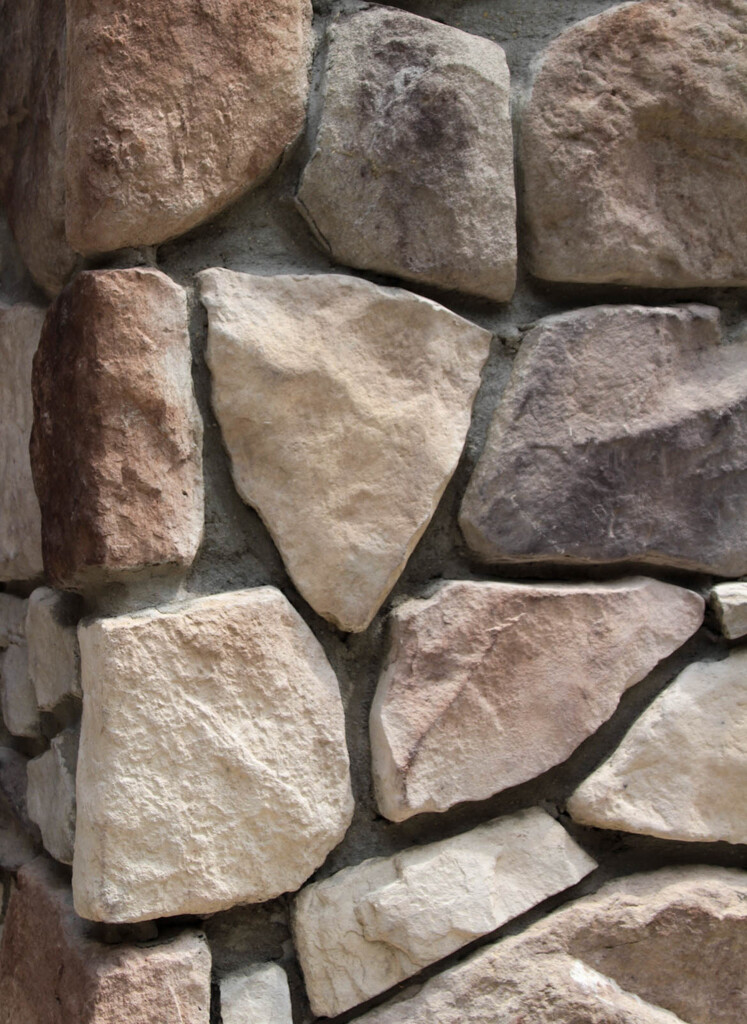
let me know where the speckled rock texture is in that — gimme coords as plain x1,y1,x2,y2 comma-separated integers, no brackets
710,582,747,639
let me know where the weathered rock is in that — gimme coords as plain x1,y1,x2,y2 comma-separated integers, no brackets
372,577,703,820
357,866,747,1024
296,8,516,301
0,857,211,1024
200,270,490,632
64,0,312,256
460,304,747,575
710,582,747,640
26,588,82,710
568,649,747,844
0,305,45,581
0,643,40,741
221,963,292,1024
27,728,78,866
0,748,40,870
294,807,595,1016
30,269,204,590
0,594,27,648
73,588,353,922
522,0,747,287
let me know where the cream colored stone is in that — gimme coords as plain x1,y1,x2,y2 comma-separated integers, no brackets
221,963,292,1024
710,582,747,639
293,807,595,1016
27,728,78,866
26,589,81,711
73,587,353,923
199,270,490,632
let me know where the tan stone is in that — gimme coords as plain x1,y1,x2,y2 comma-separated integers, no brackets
27,728,78,866
26,588,82,710
221,964,292,1024
522,0,747,287
371,577,703,821
199,270,490,632
710,582,747,639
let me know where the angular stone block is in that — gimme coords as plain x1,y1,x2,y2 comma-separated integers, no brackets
27,727,78,866
221,963,292,1024
710,582,747,640
26,588,82,710
0,748,40,871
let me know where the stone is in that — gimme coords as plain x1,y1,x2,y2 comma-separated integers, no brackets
294,807,596,1016
372,577,703,821
0,748,40,870
522,0,747,287
568,648,747,844
296,8,516,301
710,582,747,639
0,594,27,647
460,304,747,575
199,270,490,632
27,728,78,866
26,588,82,710
0,645,41,741
30,268,204,590
356,866,747,1024
64,0,312,256
221,963,292,1024
0,305,45,582
73,587,353,923
0,857,211,1024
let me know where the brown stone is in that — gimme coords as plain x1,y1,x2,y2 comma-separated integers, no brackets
30,268,204,590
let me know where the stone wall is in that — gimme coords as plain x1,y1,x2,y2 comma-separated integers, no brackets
1,0,746,1022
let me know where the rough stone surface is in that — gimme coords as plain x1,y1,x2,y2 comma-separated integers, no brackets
64,0,312,256
26,588,82,710
200,270,491,632
0,595,26,649
27,728,78,866
0,857,211,1024
710,582,747,639
371,577,703,820
357,867,747,1024
296,8,516,301
522,0,747,287
0,305,45,582
460,304,747,575
221,963,292,1024
73,587,354,923
0,748,40,871
568,649,747,844
0,598,40,741
31,269,204,590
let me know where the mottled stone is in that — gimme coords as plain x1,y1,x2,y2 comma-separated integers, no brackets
0,748,40,870
221,964,292,1024
26,588,82,710
200,270,490,632
294,808,595,1016
31,269,204,590
460,304,747,575
297,8,515,301
73,588,353,923
710,582,747,639
523,0,747,287
27,728,78,866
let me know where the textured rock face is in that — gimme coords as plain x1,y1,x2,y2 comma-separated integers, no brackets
0,857,211,1024
460,304,747,575
26,588,81,710
371,577,703,820
221,964,292,1024
0,596,40,741
200,270,490,632
26,728,78,866
296,8,516,301
31,269,204,590
568,649,747,844
294,807,595,1016
0,305,45,582
522,0,747,287
73,588,354,923
357,867,747,1024
0,748,40,871
710,582,747,639
64,0,312,255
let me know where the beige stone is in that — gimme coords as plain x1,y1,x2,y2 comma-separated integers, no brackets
26,588,81,710
710,582,747,639
73,587,353,923
294,807,595,1016
296,8,516,301
27,728,78,866
199,270,490,632
221,963,292,1024
522,0,747,287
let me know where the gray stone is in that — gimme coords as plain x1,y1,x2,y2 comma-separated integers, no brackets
27,728,78,866
221,964,292,1024
26,588,81,711
0,748,40,870
710,582,747,639
0,643,40,741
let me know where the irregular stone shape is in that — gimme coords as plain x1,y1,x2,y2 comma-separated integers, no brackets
371,577,703,820
710,582,747,639
0,594,27,648
0,305,45,581
460,304,747,575
26,588,82,710
296,8,516,301
27,728,78,866
294,807,596,1016
0,748,40,870
0,857,211,1024
0,644,40,740
64,0,312,255
357,866,747,1024
221,963,292,1024
73,588,353,922
200,270,490,632
568,648,747,844
31,269,204,590
522,0,747,287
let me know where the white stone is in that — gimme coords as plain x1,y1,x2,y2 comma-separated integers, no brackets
710,582,747,639
26,727,78,866
0,642,40,740
221,963,293,1024
26,588,81,711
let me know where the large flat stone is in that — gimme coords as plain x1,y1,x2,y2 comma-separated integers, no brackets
522,0,747,287
0,748,40,871
296,8,516,301
30,269,204,590
460,304,747,575
27,727,78,866
568,648,747,844
26,588,82,710
371,577,703,820
73,587,354,923
200,270,490,632
710,582,747,640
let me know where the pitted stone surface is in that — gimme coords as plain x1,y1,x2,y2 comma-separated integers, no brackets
200,270,491,632
0,748,40,871
460,304,747,575
710,582,747,640
221,963,293,1024
27,728,78,866
73,588,354,923
522,0,747,287
26,588,81,711
296,8,516,301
